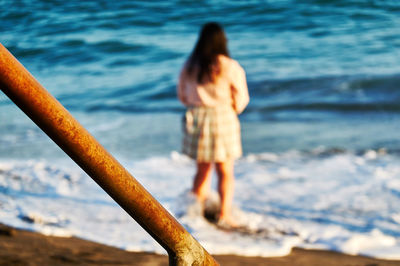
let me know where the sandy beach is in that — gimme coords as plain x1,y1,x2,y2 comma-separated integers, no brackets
1,223,399,266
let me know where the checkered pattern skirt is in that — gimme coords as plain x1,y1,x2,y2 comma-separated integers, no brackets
182,105,242,162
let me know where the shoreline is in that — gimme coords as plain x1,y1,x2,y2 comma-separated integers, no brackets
1,224,399,266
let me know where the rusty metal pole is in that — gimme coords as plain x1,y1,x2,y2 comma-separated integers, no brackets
0,43,219,266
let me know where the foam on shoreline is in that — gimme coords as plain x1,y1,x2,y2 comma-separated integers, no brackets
1,149,400,258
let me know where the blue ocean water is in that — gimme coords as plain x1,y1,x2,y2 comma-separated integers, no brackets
1,0,400,258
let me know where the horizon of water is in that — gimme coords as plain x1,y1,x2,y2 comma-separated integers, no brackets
1,0,400,259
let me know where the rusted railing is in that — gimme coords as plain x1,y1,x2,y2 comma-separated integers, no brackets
0,43,218,266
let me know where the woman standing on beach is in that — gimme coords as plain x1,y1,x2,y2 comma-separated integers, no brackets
177,22,249,226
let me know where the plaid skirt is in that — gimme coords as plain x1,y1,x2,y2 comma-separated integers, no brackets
182,105,242,162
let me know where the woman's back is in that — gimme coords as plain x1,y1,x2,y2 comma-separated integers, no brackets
178,54,249,114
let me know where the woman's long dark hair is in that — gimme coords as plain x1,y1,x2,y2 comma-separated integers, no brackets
187,22,230,83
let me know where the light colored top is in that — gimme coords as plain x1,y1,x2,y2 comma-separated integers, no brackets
177,55,249,114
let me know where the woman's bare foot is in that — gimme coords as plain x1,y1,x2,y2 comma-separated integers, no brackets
217,215,239,229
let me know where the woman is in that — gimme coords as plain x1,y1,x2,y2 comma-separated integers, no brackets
177,22,249,226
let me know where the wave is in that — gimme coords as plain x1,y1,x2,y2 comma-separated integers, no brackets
250,102,400,113
4,73,397,115
2,71,400,123
2,0,400,120
1,149,400,258
64,74,400,115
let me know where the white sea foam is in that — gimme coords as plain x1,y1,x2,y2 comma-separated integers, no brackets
0,150,400,258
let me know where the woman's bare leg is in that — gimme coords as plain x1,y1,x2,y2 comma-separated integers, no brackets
215,160,235,224
192,162,213,202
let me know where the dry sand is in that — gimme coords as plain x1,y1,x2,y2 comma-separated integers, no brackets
1,223,399,266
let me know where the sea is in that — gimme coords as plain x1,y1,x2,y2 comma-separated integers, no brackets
1,0,400,259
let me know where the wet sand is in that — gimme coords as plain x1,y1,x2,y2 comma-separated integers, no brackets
1,223,399,266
